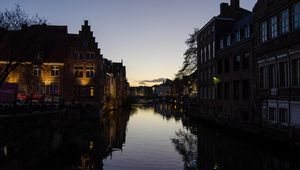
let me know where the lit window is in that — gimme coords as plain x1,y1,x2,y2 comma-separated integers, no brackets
75,66,84,77
86,66,95,78
280,9,289,34
90,87,94,96
34,66,41,76
51,66,59,77
270,16,278,38
260,21,268,42
293,2,300,30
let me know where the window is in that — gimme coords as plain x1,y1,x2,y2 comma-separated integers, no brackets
260,21,268,42
227,35,231,46
293,2,300,30
37,82,45,94
292,58,300,86
244,25,251,39
269,107,277,122
79,53,84,60
86,53,95,60
242,52,250,70
212,41,215,58
279,61,288,87
260,66,267,89
270,16,278,38
204,46,207,62
220,39,224,49
90,87,94,96
75,66,84,78
208,44,211,60
233,55,241,71
51,66,59,77
200,49,203,63
235,31,241,43
268,64,276,88
49,82,59,95
34,66,41,76
217,82,223,99
280,9,289,34
279,108,288,125
217,60,223,74
224,57,230,73
224,81,230,99
242,79,249,100
86,66,95,78
233,80,240,100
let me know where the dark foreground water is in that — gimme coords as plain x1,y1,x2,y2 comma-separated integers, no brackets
1,103,300,170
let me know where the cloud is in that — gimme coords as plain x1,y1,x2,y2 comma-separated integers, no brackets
138,78,166,84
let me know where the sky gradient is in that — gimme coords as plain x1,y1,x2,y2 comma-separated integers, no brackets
0,0,256,86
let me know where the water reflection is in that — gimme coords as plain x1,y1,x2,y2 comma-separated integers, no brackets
0,103,299,170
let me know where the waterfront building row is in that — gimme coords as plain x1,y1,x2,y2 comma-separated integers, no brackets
0,20,128,109
196,0,300,130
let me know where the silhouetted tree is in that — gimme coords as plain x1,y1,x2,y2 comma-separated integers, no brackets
176,28,199,79
0,4,47,86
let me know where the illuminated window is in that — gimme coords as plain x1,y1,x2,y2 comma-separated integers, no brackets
34,66,41,76
75,66,84,77
90,87,94,96
51,66,59,77
86,66,95,78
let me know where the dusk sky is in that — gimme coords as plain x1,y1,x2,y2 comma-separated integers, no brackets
0,0,256,86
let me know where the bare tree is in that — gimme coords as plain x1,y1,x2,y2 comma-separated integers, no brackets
0,4,47,87
176,28,199,79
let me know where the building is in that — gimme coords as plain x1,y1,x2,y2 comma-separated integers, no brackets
253,0,300,128
0,20,128,109
196,0,253,122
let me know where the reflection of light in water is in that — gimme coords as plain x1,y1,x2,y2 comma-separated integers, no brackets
89,141,93,150
4,145,7,156
213,164,219,169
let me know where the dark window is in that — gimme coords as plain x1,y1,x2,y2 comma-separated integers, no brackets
292,58,300,86
268,64,276,88
260,21,268,42
270,15,278,39
233,80,240,100
293,2,300,30
280,9,290,34
34,66,41,76
224,57,230,73
279,61,288,87
49,82,59,95
242,79,249,100
217,82,223,99
217,60,223,74
269,107,276,122
260,66,267,88
233,55,241,71
242,52,249,70
224,81,230,99
279,108,288,124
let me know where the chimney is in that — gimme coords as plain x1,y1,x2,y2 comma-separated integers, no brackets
84,20,88,26
230,0,240,10
220,3,229,14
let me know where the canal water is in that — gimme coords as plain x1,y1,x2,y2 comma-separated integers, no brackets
1,103,300,170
